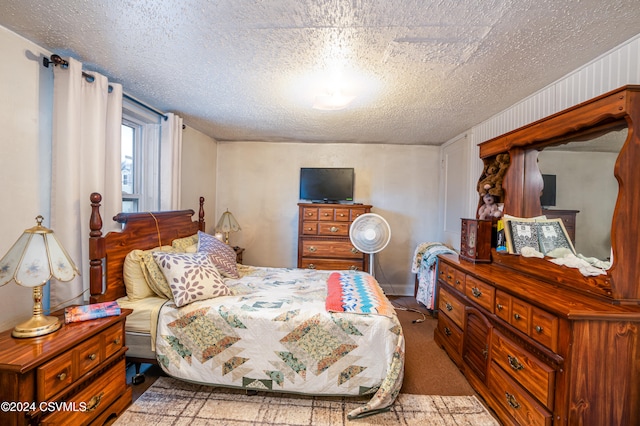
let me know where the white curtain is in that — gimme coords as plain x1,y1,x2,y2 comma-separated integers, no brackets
160,113,183,210
50,58,123,307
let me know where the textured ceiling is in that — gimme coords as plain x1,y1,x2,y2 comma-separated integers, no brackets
2,0,640,145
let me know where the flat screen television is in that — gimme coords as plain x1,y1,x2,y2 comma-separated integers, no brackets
299,167,354,202
540,174,556,207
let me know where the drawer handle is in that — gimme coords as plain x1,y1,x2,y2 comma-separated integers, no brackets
308,246,317,252
496,303,503,311
471,287,482,298
307,264,316,269
351,247,359,254
57,372,67,381
349,265,359,271
508,355,524,371
85,391,104,412
513,313,521,320
114,337,121,345
505,392,521,409
535,325,544,333
329,226,339,233
339,213,345,217
445,302,453,312
324,212,330,216
88,353,97,361
447,274,452,280
444,327,452,336
439,270,444,275
307,227,313,231
455,279,461,285
307,212,313,216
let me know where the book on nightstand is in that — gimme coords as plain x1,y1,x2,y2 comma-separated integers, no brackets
64,301,121,323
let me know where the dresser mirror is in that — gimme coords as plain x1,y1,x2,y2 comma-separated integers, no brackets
536,126,627,262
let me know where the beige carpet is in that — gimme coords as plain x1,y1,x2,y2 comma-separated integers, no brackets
115,376,499,425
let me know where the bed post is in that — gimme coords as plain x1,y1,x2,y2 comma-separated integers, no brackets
89,192,105,299
199,196,206,231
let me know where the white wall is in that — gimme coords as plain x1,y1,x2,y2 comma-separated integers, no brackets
0,26,54,331
180,126,218,234
215,142,441,295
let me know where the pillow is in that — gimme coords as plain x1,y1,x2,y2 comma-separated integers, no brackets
123,250,156,300
172,234,199,252
197,231,240,278
152,252,229,307
139,246,177,299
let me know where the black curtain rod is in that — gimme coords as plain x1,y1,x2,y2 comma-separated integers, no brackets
43,54,168,121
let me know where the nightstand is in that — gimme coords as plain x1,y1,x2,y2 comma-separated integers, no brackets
0,309,132,426
233,246,244,264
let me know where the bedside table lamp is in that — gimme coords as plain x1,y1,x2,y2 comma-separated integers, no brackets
216,209,241,244
0,215,79,338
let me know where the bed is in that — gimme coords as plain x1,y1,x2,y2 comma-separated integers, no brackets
88,193,405,419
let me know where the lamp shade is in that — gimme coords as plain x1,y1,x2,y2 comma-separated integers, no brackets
216,210,241,234
0,216,79,288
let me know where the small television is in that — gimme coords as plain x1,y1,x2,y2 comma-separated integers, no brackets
299,167,354,203
540,174,556,207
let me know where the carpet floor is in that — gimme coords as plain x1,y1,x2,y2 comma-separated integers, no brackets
115,376,500,425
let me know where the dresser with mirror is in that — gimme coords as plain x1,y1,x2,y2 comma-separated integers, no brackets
434,86,640,425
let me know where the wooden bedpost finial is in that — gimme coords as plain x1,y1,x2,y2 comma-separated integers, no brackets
199,197,206,231
90,192,103,238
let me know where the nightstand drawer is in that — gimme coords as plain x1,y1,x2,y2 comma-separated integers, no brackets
38,351,74,401
76,334,102,377
103,323,124,360
40,358,126,426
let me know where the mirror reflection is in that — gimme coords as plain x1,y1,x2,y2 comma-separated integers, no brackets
537,127,627,262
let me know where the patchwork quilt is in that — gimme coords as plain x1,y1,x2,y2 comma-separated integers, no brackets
155,266,405,419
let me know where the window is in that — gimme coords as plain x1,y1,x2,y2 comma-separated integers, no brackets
121,99,162,212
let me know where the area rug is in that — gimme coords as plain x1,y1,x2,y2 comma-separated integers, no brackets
115,376,500,425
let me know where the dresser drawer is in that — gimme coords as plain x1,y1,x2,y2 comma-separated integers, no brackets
301,222,318,235
102,323,124,360
318,208,335,220
438,287,465,329
37,351,74,402
436,312,463,358
318,222,350,236
300,258,364,271
511,298,531,334
301,240,362,259
531,307,559,352
495,290,512,323
302,208,318,220
492,330,555,408
40,358,127,426
489,362,552,426
465,276,495,312
334,208,351,221
350,209,367,221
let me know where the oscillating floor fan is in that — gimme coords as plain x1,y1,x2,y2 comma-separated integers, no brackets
349,213,391,277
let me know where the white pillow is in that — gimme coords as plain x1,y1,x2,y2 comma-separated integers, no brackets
152,252,230,307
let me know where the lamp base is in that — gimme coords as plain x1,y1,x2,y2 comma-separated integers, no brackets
12,314,61,338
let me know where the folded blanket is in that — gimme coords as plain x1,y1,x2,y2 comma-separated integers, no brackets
326,271,395,317
411,242,456,273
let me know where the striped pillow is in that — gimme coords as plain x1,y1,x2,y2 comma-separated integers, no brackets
197,231,240,278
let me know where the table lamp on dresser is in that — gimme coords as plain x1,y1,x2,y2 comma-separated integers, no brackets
216,209,241,244
0,215,79,338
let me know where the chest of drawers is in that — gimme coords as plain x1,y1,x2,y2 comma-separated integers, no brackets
435,253,640,425
297,203,371,272
0,309,131,426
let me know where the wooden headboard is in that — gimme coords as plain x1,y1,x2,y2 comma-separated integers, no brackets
89,192,206,303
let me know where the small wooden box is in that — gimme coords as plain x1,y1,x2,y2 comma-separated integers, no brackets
460,218,492,263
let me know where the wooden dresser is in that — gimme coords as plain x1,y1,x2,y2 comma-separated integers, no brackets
435,253,640,426
0,309,132,426
297,203,371,272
